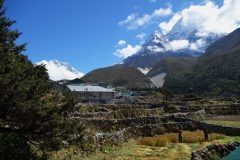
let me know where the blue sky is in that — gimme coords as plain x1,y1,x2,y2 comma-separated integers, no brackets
4,0,240,80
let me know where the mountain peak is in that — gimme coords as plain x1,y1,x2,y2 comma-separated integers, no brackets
143,30,169,48
36,59,84,80
120,18,227,72
152,30,161,36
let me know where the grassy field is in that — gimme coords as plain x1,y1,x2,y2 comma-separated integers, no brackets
79,115,240,160
50,115,240,160
81,136,240,160
204,115,240,127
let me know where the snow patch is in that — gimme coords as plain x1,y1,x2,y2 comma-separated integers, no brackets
150,73,166,87
137,67,151,75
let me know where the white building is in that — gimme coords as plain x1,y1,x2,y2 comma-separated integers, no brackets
63,85,115,104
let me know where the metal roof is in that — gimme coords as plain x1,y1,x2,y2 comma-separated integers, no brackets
223,146,240,160
66,85,115,92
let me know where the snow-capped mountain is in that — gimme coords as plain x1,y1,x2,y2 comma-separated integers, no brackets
36,59,84,81
142,30,169,51
166,18,226,53
51,59,81,75
120,18,226,74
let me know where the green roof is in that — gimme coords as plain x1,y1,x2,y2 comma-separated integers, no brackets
223,146,240,160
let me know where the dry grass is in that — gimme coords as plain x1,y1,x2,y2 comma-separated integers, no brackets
137,131,225,146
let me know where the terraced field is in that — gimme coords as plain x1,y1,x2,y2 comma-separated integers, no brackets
52,95,240,159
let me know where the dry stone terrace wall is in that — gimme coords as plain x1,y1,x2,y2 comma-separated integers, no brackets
192,120,240,136
75,109,240,157
81,110,206,132
191,141,240,160
72,108,164,119
204,104,240,115
80,121,195,155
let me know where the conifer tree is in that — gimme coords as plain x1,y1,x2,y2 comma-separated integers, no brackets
0,0,84,158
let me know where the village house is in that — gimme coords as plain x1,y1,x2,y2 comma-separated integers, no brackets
63,85,115,104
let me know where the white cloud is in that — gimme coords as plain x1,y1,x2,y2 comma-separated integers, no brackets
149,0,157,2
118,14,136,26
166,40,189,51
159,14,181,34
113,45,142,58
115,40,126,47
189,39,206,51
118,6,172,30
159,0,240,34
136,32,146,39
118,40,126,45
36,60,84,81
152,7,172,17
147,45,165,52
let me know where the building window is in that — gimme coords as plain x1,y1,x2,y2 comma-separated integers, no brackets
79,93,86,99
89,92,98,99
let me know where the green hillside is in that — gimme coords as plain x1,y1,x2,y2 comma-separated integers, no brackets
199,28,240,60
147,57,197,78
164,46,240,95
162,28,240,96
81,65,154,88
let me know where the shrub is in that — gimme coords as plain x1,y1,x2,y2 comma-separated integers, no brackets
165,133,178,143
137,137,150,145
137,130,225,147
154,126,166,135
155,137,169,147
147,140,156,146
183,131,203,143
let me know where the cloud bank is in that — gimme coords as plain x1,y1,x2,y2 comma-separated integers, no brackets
36,60,84,81
159,0,240,34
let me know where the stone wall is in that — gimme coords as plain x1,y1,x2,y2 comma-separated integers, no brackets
82,109,205,132
191,120,240,136
80,121,194,155
191,141,240,160
73,108,164,119
79,120,240,157
82,119,240,146
74,108,240,158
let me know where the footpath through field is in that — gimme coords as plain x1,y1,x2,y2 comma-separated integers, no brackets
223,146,240,160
